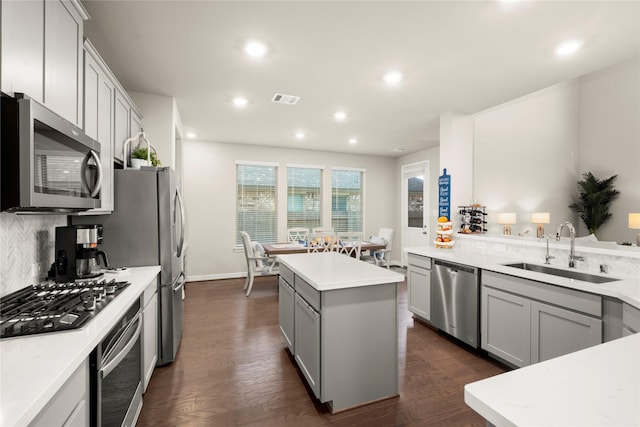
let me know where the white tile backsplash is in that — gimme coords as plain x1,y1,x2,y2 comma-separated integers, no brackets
0,214,66,296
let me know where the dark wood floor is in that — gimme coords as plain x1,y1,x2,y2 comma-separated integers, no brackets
137,276,507,426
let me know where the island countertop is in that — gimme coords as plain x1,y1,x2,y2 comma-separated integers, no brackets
276,252,405,291
0,266,161,427
464,333,640,426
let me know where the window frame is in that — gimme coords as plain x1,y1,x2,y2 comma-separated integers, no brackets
235,161,279,246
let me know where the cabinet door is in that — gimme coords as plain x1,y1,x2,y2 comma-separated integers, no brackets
1,0,44,100
278,277,295,353
130,110,143,137
142,291,158,393
294,293,320,399
531,301,602,364
481,286,531,368
44,0,83,125
81,49,116,214
114,89,130,162
407,265,430,321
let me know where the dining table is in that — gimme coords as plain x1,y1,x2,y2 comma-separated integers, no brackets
262,241,386,256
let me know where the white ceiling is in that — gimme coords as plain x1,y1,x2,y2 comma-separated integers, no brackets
82,1,640,157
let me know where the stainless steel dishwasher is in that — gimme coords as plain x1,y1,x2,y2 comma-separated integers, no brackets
431,260,480,348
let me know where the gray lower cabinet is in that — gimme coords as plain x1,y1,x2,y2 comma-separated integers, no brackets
482,286,531,367
294,293,321,398
482,271,602,368
278,264,398,413
29,359,89,427
531,301,602,364
278,277,295,353
407,254,431,321
622,303,640,336
142,280,158,393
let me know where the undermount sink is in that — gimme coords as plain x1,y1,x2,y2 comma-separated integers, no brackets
503,262,620,284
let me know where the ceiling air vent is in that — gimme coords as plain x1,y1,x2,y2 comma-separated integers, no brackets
271,93,300,105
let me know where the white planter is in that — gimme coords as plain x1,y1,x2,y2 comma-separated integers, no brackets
130,158,150,169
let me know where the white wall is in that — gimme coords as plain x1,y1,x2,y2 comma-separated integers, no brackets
578,57,640,242
474,80,580,236
439,112,474,214
471,58,639,242
182,141,397,280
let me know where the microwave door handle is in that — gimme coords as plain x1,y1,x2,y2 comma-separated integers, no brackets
100,314,142,379
175,189,186,257
81,150,103,198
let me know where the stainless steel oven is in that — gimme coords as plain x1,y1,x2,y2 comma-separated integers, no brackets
91,298,143,427
1,93,102,212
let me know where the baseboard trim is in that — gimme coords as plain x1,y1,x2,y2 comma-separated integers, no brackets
186,272,246,282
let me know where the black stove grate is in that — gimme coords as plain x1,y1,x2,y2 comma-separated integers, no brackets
0,279,130,339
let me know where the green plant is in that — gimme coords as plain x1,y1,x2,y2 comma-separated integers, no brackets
131,147,161,166
569,172,620,236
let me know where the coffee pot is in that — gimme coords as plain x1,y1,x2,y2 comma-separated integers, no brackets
51,225,110,282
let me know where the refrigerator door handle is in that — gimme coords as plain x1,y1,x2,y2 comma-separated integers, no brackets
174,189,186,257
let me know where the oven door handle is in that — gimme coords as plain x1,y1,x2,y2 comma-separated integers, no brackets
100,313,142,379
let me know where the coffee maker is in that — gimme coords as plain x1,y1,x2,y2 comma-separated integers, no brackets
51,225,110,282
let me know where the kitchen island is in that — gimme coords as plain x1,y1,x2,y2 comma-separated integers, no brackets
0,266,160,427
277,252,404,413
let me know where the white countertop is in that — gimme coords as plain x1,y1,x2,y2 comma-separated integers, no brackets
277,252,405,291
0,266,160,427
405,246,640,309
464,333,640,426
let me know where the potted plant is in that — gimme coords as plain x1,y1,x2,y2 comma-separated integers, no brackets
130,146,161,169
569,172,620,236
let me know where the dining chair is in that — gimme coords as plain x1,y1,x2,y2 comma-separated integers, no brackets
306,232,337,253
287,227,309,243
335,232,363,258
360,227,394,268
240,231,278,296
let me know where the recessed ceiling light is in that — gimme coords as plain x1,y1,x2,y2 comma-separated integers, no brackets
391,148,405,153
233,97,248,108
186,132,196,139
295,132,305,139
244,40,268,58
349,138,358,144
334,111,347,121
383,71,403,85
555,39,583,56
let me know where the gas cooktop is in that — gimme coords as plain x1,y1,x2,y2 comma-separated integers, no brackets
0,279,130,339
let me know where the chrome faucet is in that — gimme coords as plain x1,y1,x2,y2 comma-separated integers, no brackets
544,235,555,264
556,222,585,268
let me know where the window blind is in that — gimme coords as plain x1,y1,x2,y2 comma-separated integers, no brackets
331,169,363,233
287,167,322,231
236,164,277,245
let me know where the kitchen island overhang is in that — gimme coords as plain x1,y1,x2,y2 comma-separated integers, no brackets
277,252,405,413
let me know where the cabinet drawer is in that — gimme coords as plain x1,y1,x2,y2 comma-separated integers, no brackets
408,254,431,270
623,303,640,334
142,279,158,307
295,275,321,311
483,271,602,317
279,264,294,285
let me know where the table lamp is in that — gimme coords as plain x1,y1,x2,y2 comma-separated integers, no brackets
498,212,516,236
531,212,550,238
629,213,640,246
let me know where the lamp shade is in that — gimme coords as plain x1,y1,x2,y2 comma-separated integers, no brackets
498,212,516,225
531,212,550,224
629,213,640,230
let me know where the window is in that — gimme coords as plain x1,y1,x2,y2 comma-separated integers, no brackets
287,167,322,231
331,169,363,233
236,163,277,245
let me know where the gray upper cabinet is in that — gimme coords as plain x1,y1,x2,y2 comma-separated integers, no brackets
113,89,143,164
1,0,87,126
81,40,116,214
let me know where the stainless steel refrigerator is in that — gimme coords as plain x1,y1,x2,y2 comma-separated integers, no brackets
74,167,185,365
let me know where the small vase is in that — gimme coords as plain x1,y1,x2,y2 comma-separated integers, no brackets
130,158,149,169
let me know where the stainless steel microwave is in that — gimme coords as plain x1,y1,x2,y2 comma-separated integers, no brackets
1,93,103,212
